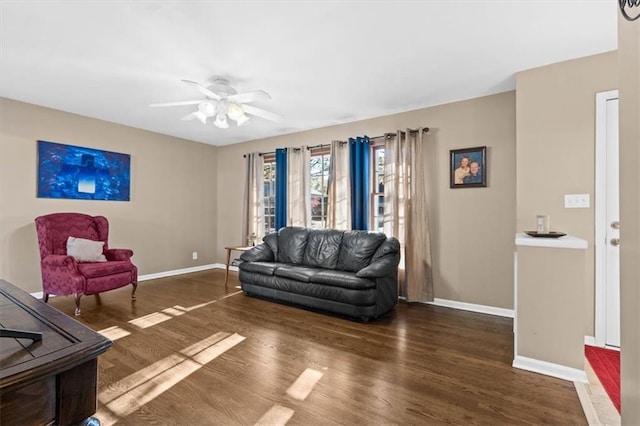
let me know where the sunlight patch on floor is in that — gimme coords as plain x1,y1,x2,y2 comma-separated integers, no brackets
222,290,243,299
97,325,131,341
95,332,245,425
286,368,324,401
128,311,173,329
162,306,186,316
175,290,243,312
252,366,326,425
125,291,243,332
181,333,245,365
254,404,295,426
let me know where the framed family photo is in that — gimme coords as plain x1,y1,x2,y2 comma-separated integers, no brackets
450,146,487,188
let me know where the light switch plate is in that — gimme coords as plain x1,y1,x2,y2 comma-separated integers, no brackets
564,193,590,208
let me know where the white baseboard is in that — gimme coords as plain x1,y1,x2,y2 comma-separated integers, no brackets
31,270,512,322
138,263,225,281
29,263,237,299
428,298,514,318
513,355,588,383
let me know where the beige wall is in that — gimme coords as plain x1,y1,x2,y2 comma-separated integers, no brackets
516,246,586,370
515,51,618,335
217,92,517,309
0,98,219,293
618,13,640,424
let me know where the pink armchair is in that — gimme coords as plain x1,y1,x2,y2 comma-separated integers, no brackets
35,212,138,315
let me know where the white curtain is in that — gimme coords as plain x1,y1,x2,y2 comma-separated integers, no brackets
327,140,351,230
383,129,434,302
287,146,311,227
242,153,264,245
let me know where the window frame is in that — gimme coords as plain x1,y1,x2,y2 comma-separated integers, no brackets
309,146,331,229
370,141,385,232
262,153,277,236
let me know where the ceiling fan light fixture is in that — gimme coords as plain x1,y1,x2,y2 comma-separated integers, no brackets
226,102,244,121
214,113,229,129
199,101,215,116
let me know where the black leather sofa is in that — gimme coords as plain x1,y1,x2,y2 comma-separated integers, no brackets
238,227,400,320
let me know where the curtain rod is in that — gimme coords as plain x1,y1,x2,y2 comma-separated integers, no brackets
241,147,304,157
306,141,348,150
243,127,430,157
369,127,430,141
242,151,273,158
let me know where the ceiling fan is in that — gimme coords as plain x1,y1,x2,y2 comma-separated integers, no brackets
150,78,282,128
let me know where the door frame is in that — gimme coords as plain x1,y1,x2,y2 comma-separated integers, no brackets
594,89,619,348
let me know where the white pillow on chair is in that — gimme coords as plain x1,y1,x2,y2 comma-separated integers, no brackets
67,236,107,262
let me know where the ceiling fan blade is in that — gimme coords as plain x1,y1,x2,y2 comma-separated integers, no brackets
182,111,208,124
241,104,283,122
181,79,221,100
228,90,271,103
150,100,202,107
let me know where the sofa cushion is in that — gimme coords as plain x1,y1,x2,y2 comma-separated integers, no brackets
337,231,387,272
77,261,132,278
263,233,279,260
239,261,289,275
277,227,309,264
312,270,376,290
274,265,319,283
303,229,343,269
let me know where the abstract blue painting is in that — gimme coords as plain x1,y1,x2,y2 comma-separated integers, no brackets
37,141,131,201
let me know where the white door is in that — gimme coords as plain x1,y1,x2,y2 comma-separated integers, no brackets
604,97,620,348
595,90,620,348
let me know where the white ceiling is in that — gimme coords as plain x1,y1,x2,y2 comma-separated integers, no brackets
0,1,618,147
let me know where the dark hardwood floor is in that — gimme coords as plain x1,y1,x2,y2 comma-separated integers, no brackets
47,269,586,425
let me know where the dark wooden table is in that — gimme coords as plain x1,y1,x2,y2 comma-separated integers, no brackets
0,279,112,425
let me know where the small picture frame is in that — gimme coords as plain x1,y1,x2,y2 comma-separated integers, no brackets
450,146,487,188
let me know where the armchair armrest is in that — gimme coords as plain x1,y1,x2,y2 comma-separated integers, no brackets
105,248,134,261
40,255,84,295
240,244,274,262
41,254,77,272
355,253,400,279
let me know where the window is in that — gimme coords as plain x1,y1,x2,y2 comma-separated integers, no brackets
371,145,385,232
309,146,330,228
263,154,276,235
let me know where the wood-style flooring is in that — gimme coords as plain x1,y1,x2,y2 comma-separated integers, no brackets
47,269,587,425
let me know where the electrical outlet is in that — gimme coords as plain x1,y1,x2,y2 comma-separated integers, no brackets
564,193,590,208
192,252,198,260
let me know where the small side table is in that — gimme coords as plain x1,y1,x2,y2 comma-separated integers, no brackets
224,246,253,286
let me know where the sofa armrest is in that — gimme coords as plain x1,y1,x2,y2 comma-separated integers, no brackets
355,253,399,279
240,244,274,262
105,248,134,261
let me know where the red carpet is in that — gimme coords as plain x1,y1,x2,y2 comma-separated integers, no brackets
585,345,620,412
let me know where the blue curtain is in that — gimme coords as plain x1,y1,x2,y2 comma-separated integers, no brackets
349,136,370,230
275,148,287,230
